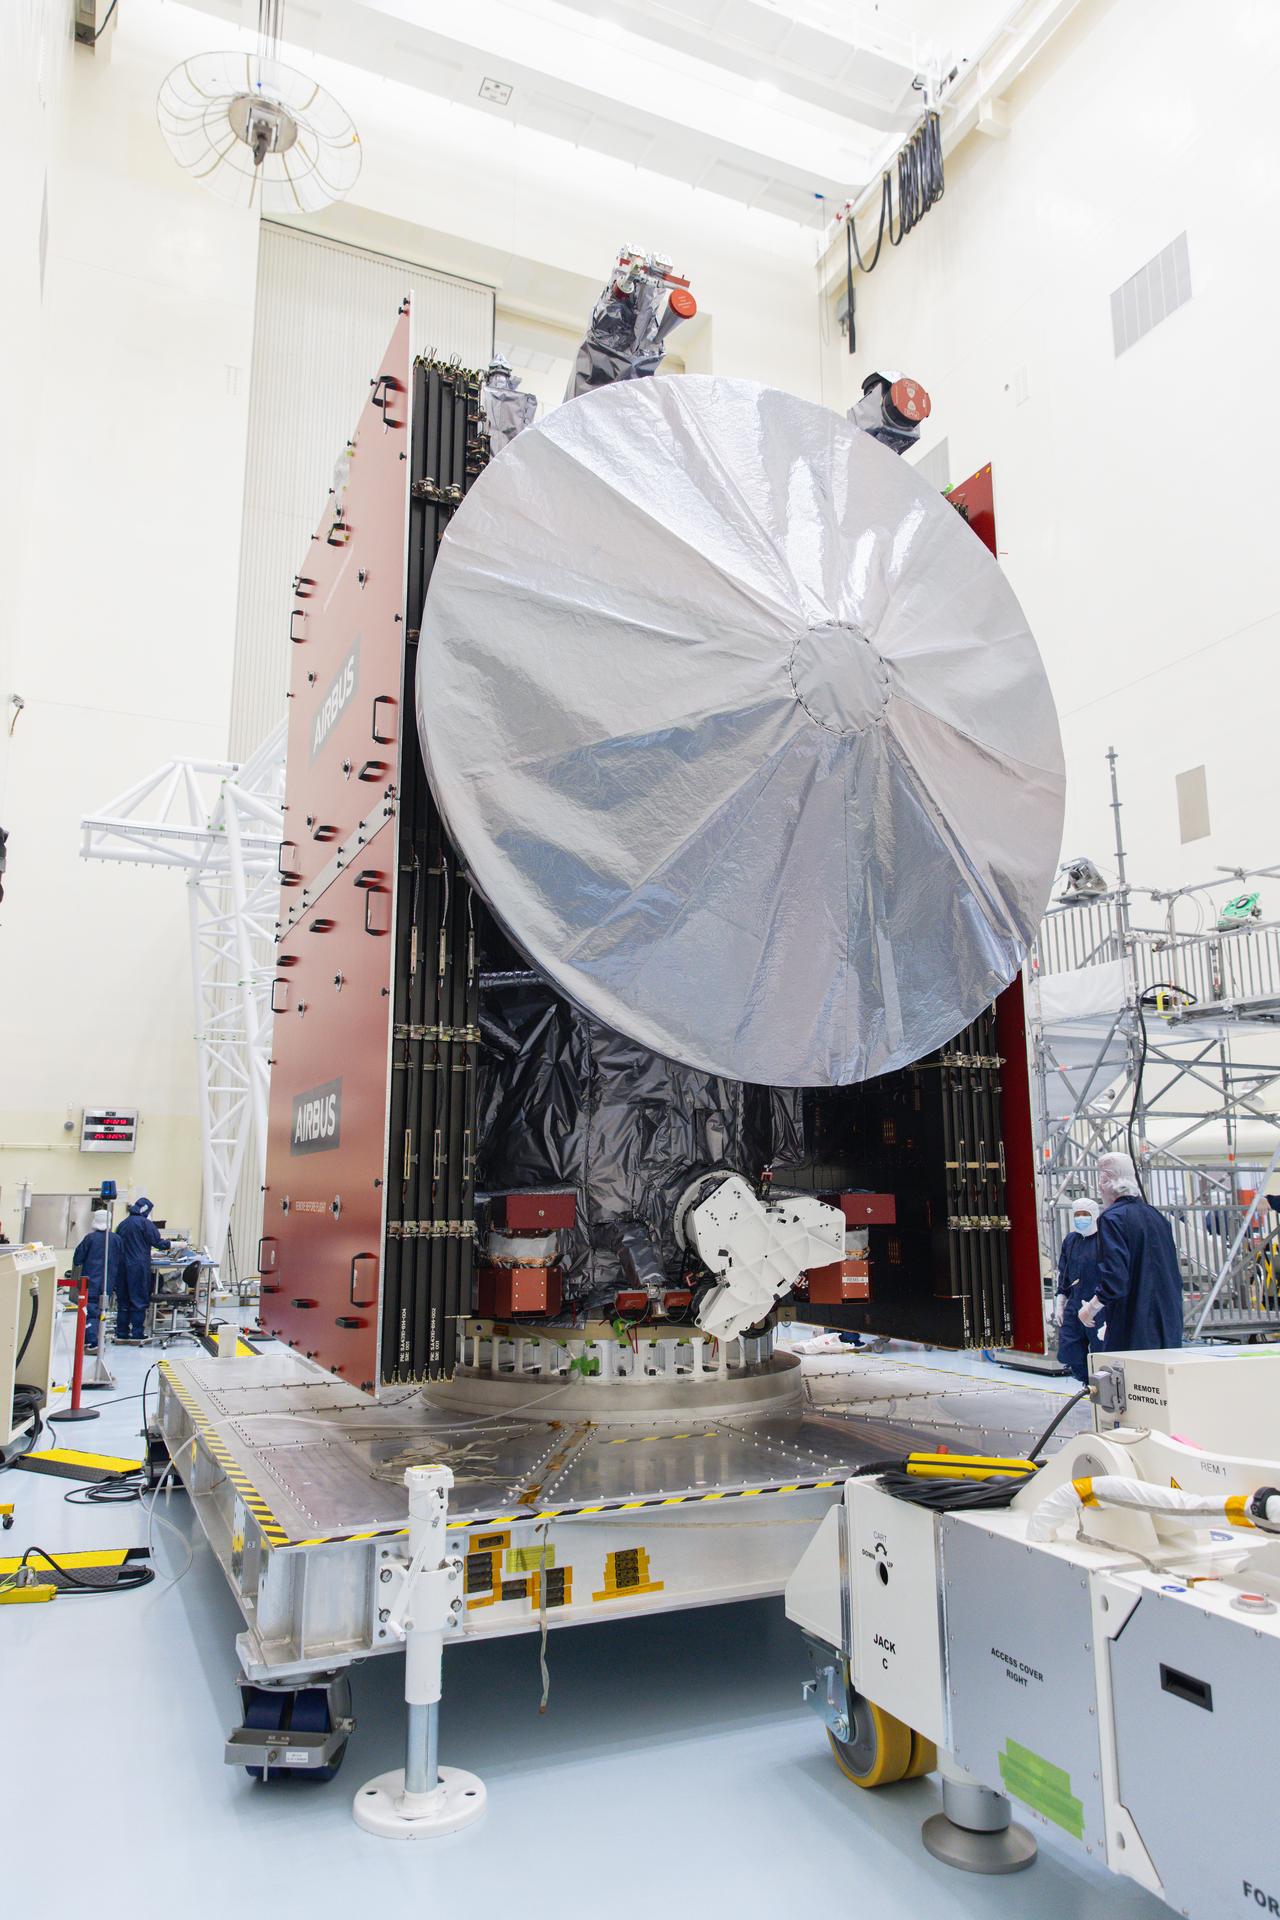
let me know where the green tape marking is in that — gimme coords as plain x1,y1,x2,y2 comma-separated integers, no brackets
507,1544,555,1573
998,1738,1085,1839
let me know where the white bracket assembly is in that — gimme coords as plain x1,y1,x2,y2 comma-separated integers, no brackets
353,1463,486,1840
683,1174,845,1343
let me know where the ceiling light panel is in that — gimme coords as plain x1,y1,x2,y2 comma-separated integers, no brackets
839,44,920,110
667,0,726,22
391,42,466,89
753,178,826,224
697,156,771,202
520,91,593,138
775,21,850,72
722,1,790,55
586,116,656,165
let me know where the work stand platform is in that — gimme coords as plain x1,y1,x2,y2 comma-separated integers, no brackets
155,1345,1087,1690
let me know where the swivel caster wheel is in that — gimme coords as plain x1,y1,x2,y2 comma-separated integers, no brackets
828,1699,917,1788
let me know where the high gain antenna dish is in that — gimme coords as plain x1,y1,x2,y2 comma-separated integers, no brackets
157,1,361,213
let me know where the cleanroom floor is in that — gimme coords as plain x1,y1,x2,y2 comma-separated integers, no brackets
2,1335,1163,1920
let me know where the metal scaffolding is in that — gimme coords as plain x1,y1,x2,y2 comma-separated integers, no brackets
80,725,286,1279
1029,752,1280,1339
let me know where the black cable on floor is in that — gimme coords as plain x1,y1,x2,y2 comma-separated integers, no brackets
52,1365,161,1502
64,1472,149,1507
3,1387,44,1469
140,1362,158,1444
47,1391,144,1419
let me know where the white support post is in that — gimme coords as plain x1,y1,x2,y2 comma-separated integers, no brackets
353,1464,486,1840
187,878,220,1267
223,788,271,1163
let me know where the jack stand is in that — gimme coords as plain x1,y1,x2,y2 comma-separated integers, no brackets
922,1755,1036,1875
353,1463,486,1841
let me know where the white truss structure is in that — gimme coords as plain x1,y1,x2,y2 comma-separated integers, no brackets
80,724,286,1275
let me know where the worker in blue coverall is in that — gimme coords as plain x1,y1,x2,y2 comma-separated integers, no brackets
1078,1151,1183,1355
112,1195,171,1344
1053,1197,1104,1385
70,1207,113,1351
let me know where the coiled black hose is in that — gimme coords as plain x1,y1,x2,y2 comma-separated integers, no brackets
845,112,945,351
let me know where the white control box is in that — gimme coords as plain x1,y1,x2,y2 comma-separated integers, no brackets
1095,1345,1280,1460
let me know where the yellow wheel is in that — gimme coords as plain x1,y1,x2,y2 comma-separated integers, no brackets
827,1701,913,1788
903,1730,937,1779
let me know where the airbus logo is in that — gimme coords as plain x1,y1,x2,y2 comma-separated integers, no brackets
311,638,360,761
291,1079,342,1156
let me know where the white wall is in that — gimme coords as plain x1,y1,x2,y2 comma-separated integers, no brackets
0,2,259,1239
828,0,1280,900
0,1,72,827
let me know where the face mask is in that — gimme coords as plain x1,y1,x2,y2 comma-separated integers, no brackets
1072,1213,1097,1237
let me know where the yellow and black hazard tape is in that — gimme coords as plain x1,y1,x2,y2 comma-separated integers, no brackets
195,1329,261,1361
290,1476,843,1551
159,1362,291,1548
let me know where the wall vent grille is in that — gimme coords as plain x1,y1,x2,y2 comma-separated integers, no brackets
1112,232,1191,357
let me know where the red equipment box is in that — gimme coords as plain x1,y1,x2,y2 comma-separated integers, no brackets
806,1257,872,1306
834,1192,897,1227
476,1266,563,1317
491,1191,577,1232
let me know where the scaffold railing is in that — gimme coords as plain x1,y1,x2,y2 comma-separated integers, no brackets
1034,895,1280,1020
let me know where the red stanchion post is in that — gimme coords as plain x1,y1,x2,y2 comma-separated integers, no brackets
56,1274,100,1424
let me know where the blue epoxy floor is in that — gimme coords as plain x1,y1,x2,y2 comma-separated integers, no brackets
2,1338,1164,1920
